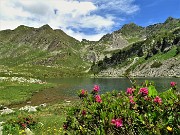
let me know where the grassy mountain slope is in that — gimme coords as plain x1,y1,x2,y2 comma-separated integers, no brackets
0,25,90,78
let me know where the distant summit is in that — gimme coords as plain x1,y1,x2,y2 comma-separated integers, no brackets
39,24,53,30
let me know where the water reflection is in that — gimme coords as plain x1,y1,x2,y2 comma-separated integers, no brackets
45,77,180,96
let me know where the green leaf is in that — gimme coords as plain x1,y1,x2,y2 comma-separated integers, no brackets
148,85,158,97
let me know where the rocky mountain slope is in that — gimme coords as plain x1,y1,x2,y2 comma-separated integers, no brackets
0,17,179,78
81,17,180,62
91,21,180,77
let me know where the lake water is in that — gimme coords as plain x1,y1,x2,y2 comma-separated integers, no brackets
45,77,180,96
14,77,179,107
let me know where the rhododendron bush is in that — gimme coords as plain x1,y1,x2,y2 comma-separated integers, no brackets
64,81,180,135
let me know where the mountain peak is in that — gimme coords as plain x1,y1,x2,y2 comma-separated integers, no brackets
121,23,143,30
166,16,175,21
15,25,32,30
40,24,52,30
115,22,144,38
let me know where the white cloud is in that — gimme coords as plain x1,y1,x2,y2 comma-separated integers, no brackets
65,28,106,41
82,0,139,14
79,15,114,30
0,0,139,41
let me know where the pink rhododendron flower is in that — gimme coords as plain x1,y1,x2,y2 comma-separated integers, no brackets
79,89,87,98
82,110,86,116
63,124,68,130
93,85,100,92
115,119,123,127
21,123,27,128
95,95,102,103
111,119,116,124
81,89,85,95
129,96,136,104
139,87,148,96
126,88,134,95
154,96,162,104
130,99,136,104
170,82,176,87
111,118,123,128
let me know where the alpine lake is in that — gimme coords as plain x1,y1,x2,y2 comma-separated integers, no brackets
22,77,180,106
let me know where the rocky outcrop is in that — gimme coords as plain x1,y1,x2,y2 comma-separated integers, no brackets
98,56,180,77
130,57,180,77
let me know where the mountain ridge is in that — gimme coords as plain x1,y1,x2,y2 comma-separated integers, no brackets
0,17,179,78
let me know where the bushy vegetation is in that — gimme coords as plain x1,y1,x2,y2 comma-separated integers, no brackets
64,81,179,135
151,61,163,68
1,103,70,135
3,113,38,134
0,80,179,135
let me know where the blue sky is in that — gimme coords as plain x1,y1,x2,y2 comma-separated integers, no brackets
0,0,180,41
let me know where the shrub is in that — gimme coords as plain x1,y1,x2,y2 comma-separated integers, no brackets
64,81,180,135
2,113,38,134
151,61,163,68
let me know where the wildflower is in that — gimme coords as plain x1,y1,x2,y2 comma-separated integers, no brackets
59,128,62,132
63,124,68,130
111,119,116,124
167,126,172,132
81,89,85,95
79,89,87,98
79,125,83,130
170,82,176,87
115,119,123,127
126,88,134,95
19,130,25,134
130,99,136,104
25,128,34,135
21,123,27,128
139,87,148,96
82,110,86,116
154,96,162,104
111,118,123,128
129,96,136,104
93,85,100,92
95,95,102,103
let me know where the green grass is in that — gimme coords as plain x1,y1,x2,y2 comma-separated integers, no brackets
32,103,70,134
0,81,53,106
126,37,141,43
0,46,49,67
149,46,178,61
0,42,91,78
125,57,145,74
